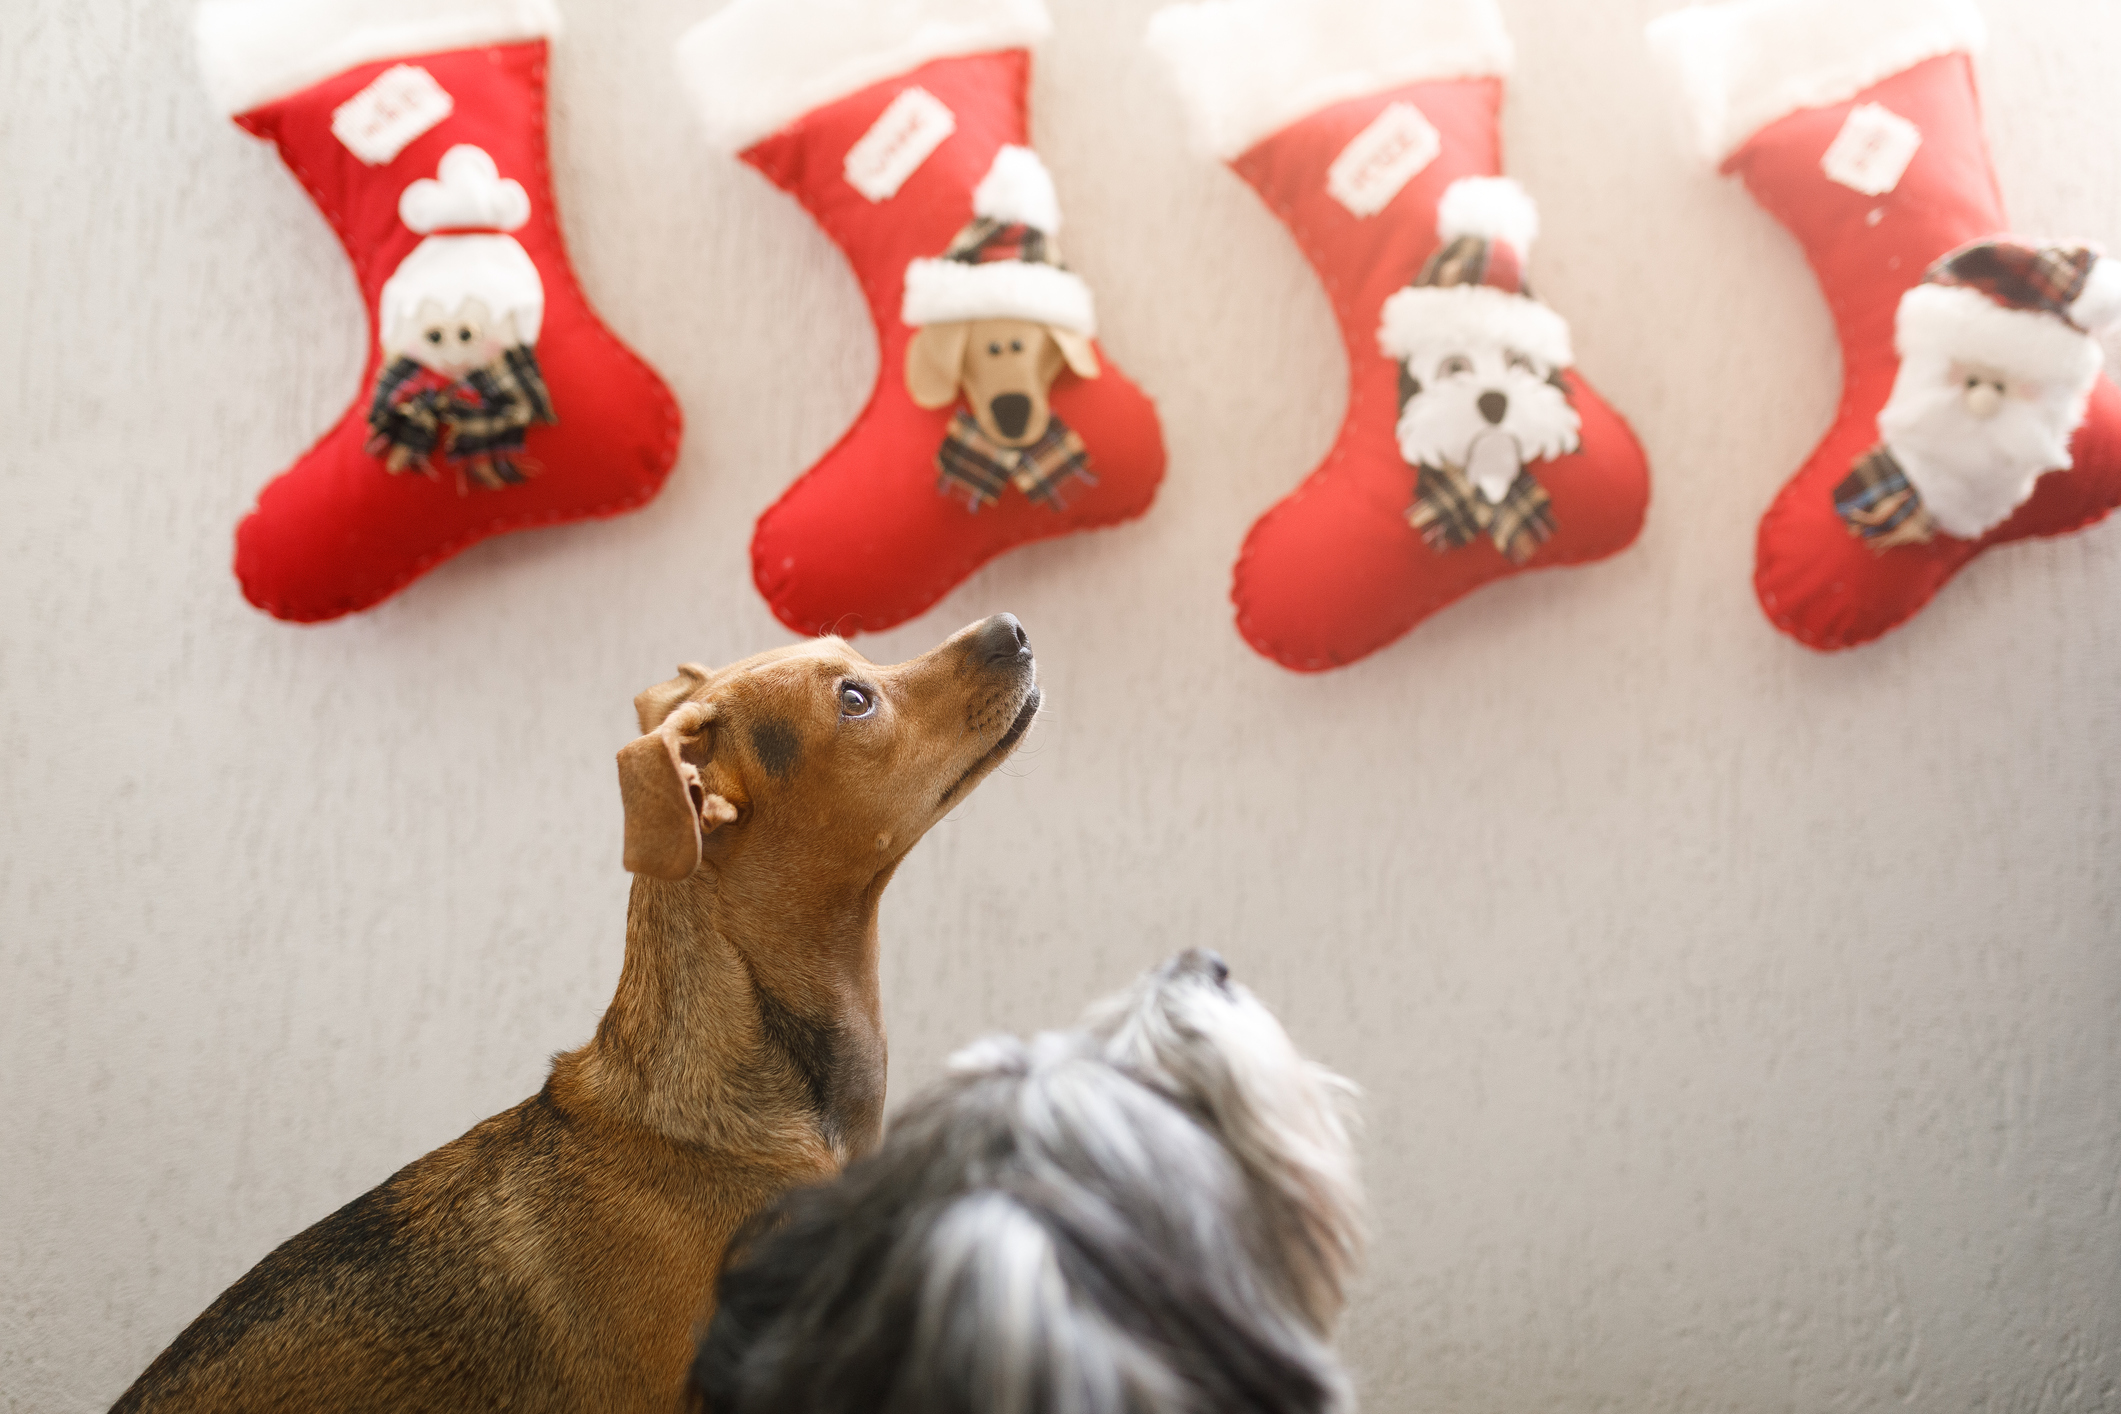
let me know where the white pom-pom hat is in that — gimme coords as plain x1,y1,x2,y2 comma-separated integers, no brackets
1376,176,1572,370
380,145,546,345
902,146,1096,336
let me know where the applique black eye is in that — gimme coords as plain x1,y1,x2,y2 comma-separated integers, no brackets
988,342,1003,356
1438,354,1474,378
426,329,443,344
1009,339,1024,353
837,683,876,718
458,327,474,342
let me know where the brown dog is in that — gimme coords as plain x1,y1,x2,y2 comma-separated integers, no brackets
906,315,1099,448
112,616,1041,1413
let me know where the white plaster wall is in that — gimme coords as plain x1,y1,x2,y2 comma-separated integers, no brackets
3,0,2118,1409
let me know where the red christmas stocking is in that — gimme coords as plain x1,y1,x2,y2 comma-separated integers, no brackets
1650,0,2121,651
675,0,1165,637
1147,0,1649,672
197,0,681,623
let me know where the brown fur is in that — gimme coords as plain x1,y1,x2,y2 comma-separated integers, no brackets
905,315,1099,446
113,617,1041,1413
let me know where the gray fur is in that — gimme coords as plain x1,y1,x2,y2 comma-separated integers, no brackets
692,949,1366,1414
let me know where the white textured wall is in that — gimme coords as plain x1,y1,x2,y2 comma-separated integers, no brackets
4,1,2119,1409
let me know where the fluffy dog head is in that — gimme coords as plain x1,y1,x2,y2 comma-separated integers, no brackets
690,950,1364,1414
1079,950,1364,1335
1376,177,1583,501
1392,340,1582,502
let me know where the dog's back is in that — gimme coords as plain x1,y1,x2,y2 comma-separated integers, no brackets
115,1080,799,1413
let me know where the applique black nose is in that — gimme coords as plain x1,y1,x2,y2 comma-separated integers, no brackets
990,394,1032,439
1477,390,1509,425
972,613,1032,667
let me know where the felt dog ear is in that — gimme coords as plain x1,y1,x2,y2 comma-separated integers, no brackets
617,701,738,880
1048,327,1100,380
905,323,971,408
633,663,710,734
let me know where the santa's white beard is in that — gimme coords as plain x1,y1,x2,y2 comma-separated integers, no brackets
1396,351,1581,502
1877,351,2091,539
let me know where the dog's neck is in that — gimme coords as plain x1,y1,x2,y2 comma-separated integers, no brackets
555,863,890,1162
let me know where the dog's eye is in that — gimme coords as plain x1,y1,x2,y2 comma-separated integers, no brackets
987,342,1003,356
1009,339,1023,353
1437,354,1473,378
425,329,443,344
1504,349,1536,374
458,327,475,343
837,683,876,718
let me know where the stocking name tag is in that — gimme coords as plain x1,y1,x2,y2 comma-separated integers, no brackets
1821,103,1922,196
845,87,957,202
332,65,455,167
1327,102,1441,218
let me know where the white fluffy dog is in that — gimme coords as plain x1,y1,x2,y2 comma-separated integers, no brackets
1394,338,1582,501
690,949,1364,1414
1378,178,1582,504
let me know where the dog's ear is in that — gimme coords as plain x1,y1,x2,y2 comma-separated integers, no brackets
1048,327,1100,380
905,323,970,408
618,701,738,880
634,663,710,734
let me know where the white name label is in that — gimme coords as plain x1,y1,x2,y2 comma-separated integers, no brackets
1821,102,1922,196
844,87,957,203
332,65,454,166
1326,102,1441,218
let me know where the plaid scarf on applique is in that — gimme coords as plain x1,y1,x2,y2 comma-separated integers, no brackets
936,410,1096,513
1833,443,1937,549
1406,458,1555,564
365,344,558,493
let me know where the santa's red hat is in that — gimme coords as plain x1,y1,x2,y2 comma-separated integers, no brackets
1376,177,1573,370
1895,239,2121,387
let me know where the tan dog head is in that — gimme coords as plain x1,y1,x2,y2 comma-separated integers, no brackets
617,615,1040,885
906,318,1100,448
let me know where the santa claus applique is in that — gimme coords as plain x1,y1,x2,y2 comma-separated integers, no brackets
1836,240,2121,549
902,146,1102,514
367,145,557,494
1377,178,1582,565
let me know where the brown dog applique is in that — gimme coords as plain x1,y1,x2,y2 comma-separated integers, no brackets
902,146,1102,512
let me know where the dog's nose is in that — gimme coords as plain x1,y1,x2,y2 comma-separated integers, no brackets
1477,390,1509,425
990,393,1033,440
1175,948,1232,988
971,613,1032,668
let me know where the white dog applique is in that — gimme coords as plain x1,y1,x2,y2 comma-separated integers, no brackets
1378,178,1581,563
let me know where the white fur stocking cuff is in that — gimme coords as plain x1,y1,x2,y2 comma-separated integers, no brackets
1646,0,1987,164
1144,0,1512,161
196,0,561,117
675,0,1052,154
